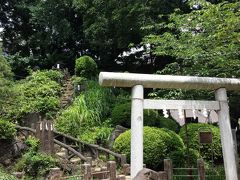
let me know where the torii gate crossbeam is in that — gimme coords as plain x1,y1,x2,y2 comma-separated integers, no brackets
99,72,240,180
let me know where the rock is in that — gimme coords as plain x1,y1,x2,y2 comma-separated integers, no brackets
12,172,24,179
46,167,63,180
133,168,160,180
13,140,27,156
0,139,27,166
109,125,128,149
3,159,11,166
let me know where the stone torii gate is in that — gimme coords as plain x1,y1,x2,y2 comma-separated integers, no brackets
99,72,240,180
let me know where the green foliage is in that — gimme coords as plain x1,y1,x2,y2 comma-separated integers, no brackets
25,136,40,152
15,137,57,178
0,56,13,79
113,126,184,170
29,70,64,83
179,123,222,162
0,119,16,140
84,81,116,119
0,167,17,180
144,1,240,121
2,70,62,121
55,95,100,137
0,56,14,114
79,123,114,146
71,75,87,85
75,56,97,78
144,2,240,78
169,147,200,167
111,102,179,131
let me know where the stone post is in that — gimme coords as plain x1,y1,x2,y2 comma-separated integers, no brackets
164,159,173,180
197,159,205,180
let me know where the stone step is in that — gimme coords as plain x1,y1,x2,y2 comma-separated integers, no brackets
56,151,66,158
61,101,69,104
70,157,81,163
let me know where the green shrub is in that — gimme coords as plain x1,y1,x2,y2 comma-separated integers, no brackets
28,70,64,83
0,56,14,115
24,152,56,177
75,56,97,78
79,124,114,146
0,167,16,180
71,75,87,85
179,123,222,162
0,119,16,140
169,148,200,167
111,103,179,131
2,70,61,121
15,137,57,178
113,126,184,170
25,136,40,151
0,56,13,79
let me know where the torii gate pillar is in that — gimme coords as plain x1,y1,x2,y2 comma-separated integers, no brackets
215,88,238,180
131,85,144,178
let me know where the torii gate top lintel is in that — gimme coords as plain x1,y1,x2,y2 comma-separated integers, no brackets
99,72,240,91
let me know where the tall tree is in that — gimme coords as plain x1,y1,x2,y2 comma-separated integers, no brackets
144,1,240,122
1,0,188,73
144,1,240,77
72,0,188,71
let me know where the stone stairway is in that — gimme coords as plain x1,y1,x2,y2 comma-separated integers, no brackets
60,79,74,108
56,146,131,179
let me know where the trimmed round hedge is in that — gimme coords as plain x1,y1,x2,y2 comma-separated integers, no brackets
179,123,222,162
75,56,97,78
113,126,185,170
111,102,179,132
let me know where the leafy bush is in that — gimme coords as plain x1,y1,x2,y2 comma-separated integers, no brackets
28,70,64,83
0,56,14,115
71,75,87,85
169,147,200,167
113,126,184,170
0,56,13,79
79,124,114,146
0,167,16,180
111,102,179,131
15,137,57,178
0,119,16,140
75,56,97,78
179,123,222,162
25,136,40,151
2,70,62,121
23,152,56,177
